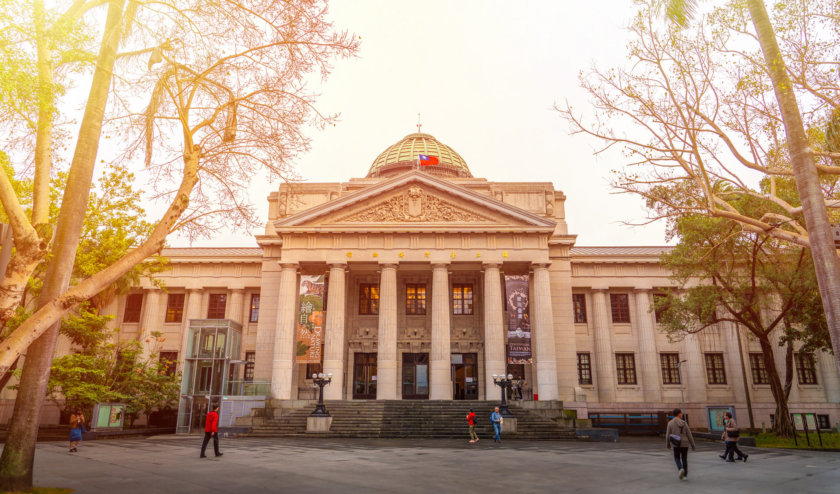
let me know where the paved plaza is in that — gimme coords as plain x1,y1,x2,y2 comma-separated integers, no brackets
8,436,839,493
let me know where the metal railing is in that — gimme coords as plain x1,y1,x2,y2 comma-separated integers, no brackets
225,380,271,396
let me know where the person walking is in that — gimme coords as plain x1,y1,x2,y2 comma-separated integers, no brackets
68,408,86,453
666,408,696,480
466,408,479,444
200,404,223,458
490,406,503,443
721,412,748,462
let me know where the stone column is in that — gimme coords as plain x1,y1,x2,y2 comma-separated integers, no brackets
139,289,163,359
430,263,452,400
376,263,398,400
228,289,245,325
323,263,347,400
591,289,615,403
483,263,506,400
818,350,840,403
634,289,661,402
179,289,202,362
271,263,299,400
532,263,559,401
683,332,707,404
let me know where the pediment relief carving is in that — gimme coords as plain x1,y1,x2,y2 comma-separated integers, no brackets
331,186,496,224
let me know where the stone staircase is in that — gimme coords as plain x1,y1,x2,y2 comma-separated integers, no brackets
243,400,576,440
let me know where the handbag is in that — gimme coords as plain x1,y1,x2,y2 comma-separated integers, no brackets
669,433,681,447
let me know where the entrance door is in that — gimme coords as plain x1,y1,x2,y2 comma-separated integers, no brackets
451,353,479,400
402,353,429,399
353,353,377,399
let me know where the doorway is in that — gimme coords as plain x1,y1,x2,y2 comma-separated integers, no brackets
451,353,478,400
353,353,377,399
402,353,429,399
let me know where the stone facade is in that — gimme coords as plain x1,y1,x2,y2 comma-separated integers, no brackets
2,133,838,431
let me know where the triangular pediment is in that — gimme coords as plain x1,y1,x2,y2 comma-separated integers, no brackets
274,170,556,231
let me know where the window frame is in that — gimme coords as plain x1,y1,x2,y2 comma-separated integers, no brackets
704,352,727,385
652,293,667,323
610,293,631,324
405,283,427,316
452,283,474,315
573,293,587,324
358,283,380,315
660,352,681,385
207,293,227,319
749,353,769,385
615,352,637,385
577,352,592,385
249,293,260,323
795,352,818,385
164,293,185,323
158,351,178,377
243,351,256,381
123,293,144,323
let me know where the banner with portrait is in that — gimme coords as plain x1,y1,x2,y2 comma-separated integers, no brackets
505,274,532,364
296,274,325,364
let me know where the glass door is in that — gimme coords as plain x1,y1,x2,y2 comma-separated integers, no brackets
402,353,429,399
451,353,478,400
353,353,377,399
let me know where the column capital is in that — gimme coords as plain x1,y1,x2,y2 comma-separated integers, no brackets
430,262,450,270
278,262,299,270
327,262,348,270
633,286,653,293
591,287,610,293
481,262,503,270
378,262,398,270
530,262,552,270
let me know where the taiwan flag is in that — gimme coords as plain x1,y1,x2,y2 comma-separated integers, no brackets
418,154,439,166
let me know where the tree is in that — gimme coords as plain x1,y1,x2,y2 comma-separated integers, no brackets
0,2,358,490
655,206,829,437
559,0,840,376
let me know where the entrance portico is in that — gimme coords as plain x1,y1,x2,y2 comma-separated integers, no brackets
259,170,570,402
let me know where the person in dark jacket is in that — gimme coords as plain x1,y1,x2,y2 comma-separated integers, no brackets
68,408,86,453
666,408,696,480
721,412,748,462
200,404,223,458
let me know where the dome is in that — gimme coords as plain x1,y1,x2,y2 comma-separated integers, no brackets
367,133,472,178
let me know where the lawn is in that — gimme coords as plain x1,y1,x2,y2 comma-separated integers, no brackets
746,431,840,450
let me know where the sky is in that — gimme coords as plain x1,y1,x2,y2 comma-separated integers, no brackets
167,0,668,248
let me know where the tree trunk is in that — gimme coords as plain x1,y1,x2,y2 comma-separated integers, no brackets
758,336,795,437
0,2,126,490
747,0,840,377
783,339,794,401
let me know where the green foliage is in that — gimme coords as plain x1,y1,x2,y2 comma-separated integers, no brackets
47,307,180,422
746,431,840,449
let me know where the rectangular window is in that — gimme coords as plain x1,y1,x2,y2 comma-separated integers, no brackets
705,353,727,385
817,414,830,430
359,284,380,315
577,352,592,385
452,284,474,315
244,351,255,381
749,353,769,385
652,293,667,323
159,351,178,377
573,294,587,323
207,293,227,319
615,353,637,385
795,353,818,385
660,353,681,385
610,293,631,323
249,294,260,323
123,293,143,323
165,293,185,323
406,284,427,315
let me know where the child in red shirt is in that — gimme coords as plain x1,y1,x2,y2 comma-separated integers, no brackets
467,409,479,443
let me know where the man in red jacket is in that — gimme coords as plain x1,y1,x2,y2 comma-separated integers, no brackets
200,404,223,458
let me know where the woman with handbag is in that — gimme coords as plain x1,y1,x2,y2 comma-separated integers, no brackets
666,408,696,480
68,408,86,453
722,412,748,462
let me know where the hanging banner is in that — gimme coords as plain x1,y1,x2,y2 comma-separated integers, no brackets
296,274,325,364
505,274,532,364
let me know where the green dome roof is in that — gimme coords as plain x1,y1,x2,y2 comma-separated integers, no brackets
367,133,472,178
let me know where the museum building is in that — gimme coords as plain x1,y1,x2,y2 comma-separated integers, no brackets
3,132,838,431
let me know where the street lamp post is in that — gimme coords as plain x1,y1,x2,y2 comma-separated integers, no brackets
492,374,515,418
676,360,687,423
310,372,333,417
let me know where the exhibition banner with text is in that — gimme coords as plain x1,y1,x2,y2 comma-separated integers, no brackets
296,274,325,364
505,274,532,364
